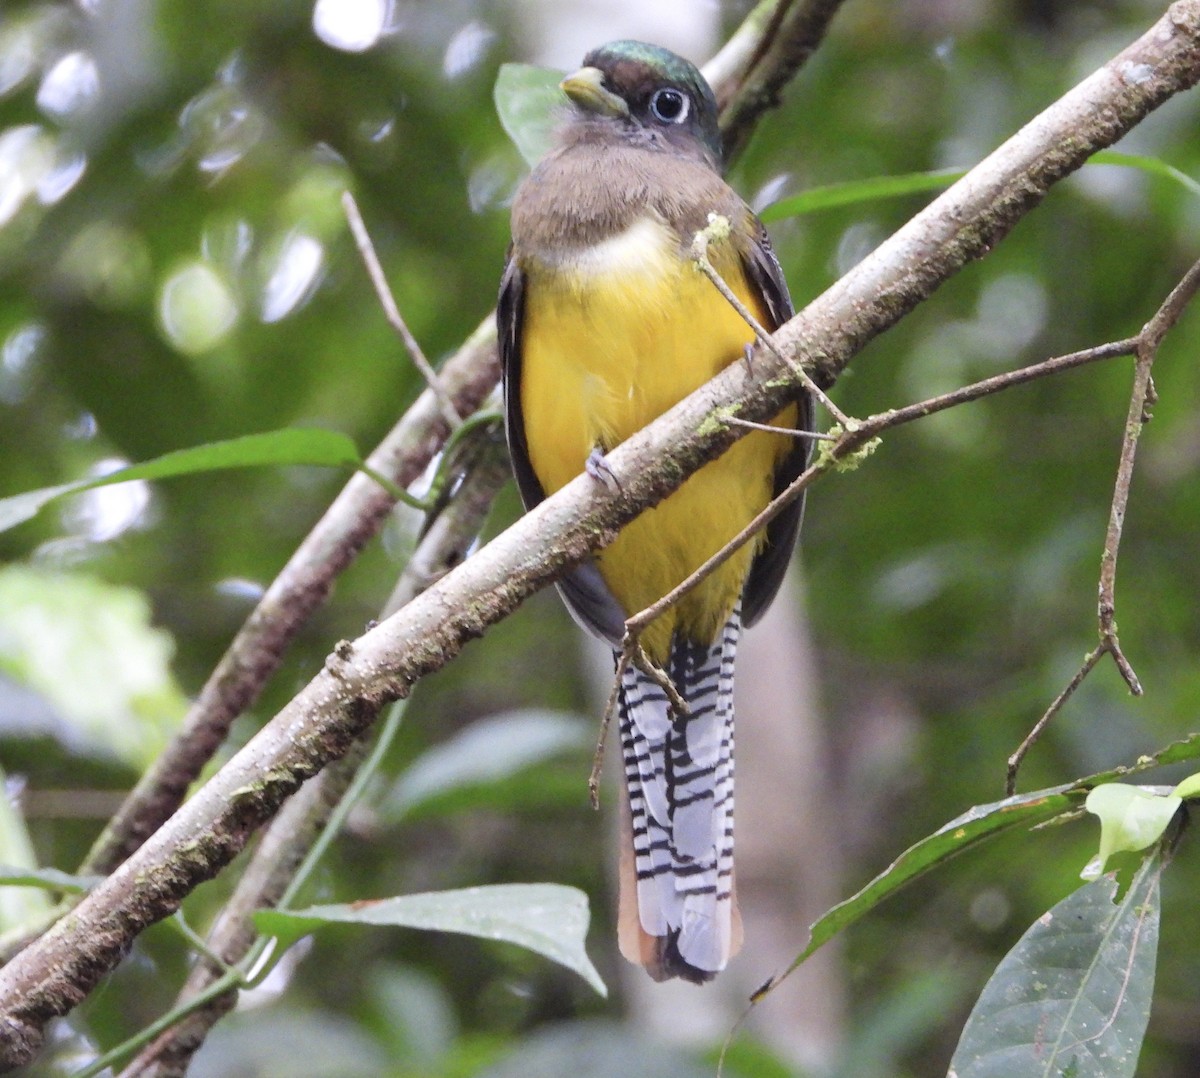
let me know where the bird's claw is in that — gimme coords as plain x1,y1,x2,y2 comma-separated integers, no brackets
586,448,622,493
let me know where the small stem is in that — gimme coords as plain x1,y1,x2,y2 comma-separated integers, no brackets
1007,647,1106,797
342,191,463,431
76,966,245,1078
725,415,835,439
278,700,406,912
692,215,849,426
589,646,634,810
357,463,431,510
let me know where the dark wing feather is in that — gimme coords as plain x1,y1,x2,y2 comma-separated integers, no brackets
739,224,814,628
498,253,628,645
498,254,543,510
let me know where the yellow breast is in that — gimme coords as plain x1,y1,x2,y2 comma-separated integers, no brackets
519,215,795,661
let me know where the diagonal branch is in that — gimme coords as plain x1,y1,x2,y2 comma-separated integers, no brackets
1,2,1198,1066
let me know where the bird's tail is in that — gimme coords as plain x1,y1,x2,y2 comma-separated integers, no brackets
616,608,742,983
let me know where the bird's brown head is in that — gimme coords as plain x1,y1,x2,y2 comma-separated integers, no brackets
558,40,723,170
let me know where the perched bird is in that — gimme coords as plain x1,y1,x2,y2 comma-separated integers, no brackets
499,40,812,983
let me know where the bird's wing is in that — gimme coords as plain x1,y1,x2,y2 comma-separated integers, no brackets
739,223,814,627
498,253,628,644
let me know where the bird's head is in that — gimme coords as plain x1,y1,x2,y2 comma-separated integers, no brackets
559,40,723,170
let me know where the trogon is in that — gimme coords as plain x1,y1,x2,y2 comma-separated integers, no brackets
499,40,813,983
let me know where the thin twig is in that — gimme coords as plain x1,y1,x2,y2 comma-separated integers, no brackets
1007,648,1108,796
589,635,690,806
691,215,850,425
725,414,834,439
1095,343,1154,695
1099,256,1200,657
1006,256,1200,795
633,645,690,717
626,333,1143,640
342,191,462,431
589,646,634,810
620,334,1146,783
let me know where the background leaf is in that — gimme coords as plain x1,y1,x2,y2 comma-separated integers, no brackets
494,62,565,168
381,708,590,821
0,863,101,895
0,771,53,932
0,428,364,534
759,153,1199,222
760,168,966,221
948,852,1162,1078
0,567,188,767
256,883,606,996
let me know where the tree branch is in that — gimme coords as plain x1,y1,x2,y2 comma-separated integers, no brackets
709,0,851,163
1,1,1198,1067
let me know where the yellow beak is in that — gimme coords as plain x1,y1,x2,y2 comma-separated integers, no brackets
560,66,630,119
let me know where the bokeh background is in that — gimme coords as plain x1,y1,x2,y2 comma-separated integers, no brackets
2,0,1200,1075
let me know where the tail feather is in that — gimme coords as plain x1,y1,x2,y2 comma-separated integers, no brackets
617,608,741,983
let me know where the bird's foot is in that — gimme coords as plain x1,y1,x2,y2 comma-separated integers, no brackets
586,448,622,493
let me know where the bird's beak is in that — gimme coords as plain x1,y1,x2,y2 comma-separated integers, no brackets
560,66,629,119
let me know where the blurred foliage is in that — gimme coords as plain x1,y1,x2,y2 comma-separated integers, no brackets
2,0,1200,1075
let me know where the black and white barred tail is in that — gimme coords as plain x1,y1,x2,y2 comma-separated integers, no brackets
616,608,742,983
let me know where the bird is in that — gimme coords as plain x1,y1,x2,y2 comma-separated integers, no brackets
498,40,812,983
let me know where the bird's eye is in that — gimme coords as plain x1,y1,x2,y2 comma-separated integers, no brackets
649,88,689,124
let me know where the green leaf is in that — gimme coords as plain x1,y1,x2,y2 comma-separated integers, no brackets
1170,771,1200,800
1090,150,1200,198
760,168,966,221
773,735,1200,989
1081,784,1181,880
948,852,1162,1078
0,863,102,894
255,883,606,996
494,62,564,168
759,152,1199,224
782,784,1084,977
1084,731,1200,783
0,427,364,534
382,709,590,821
